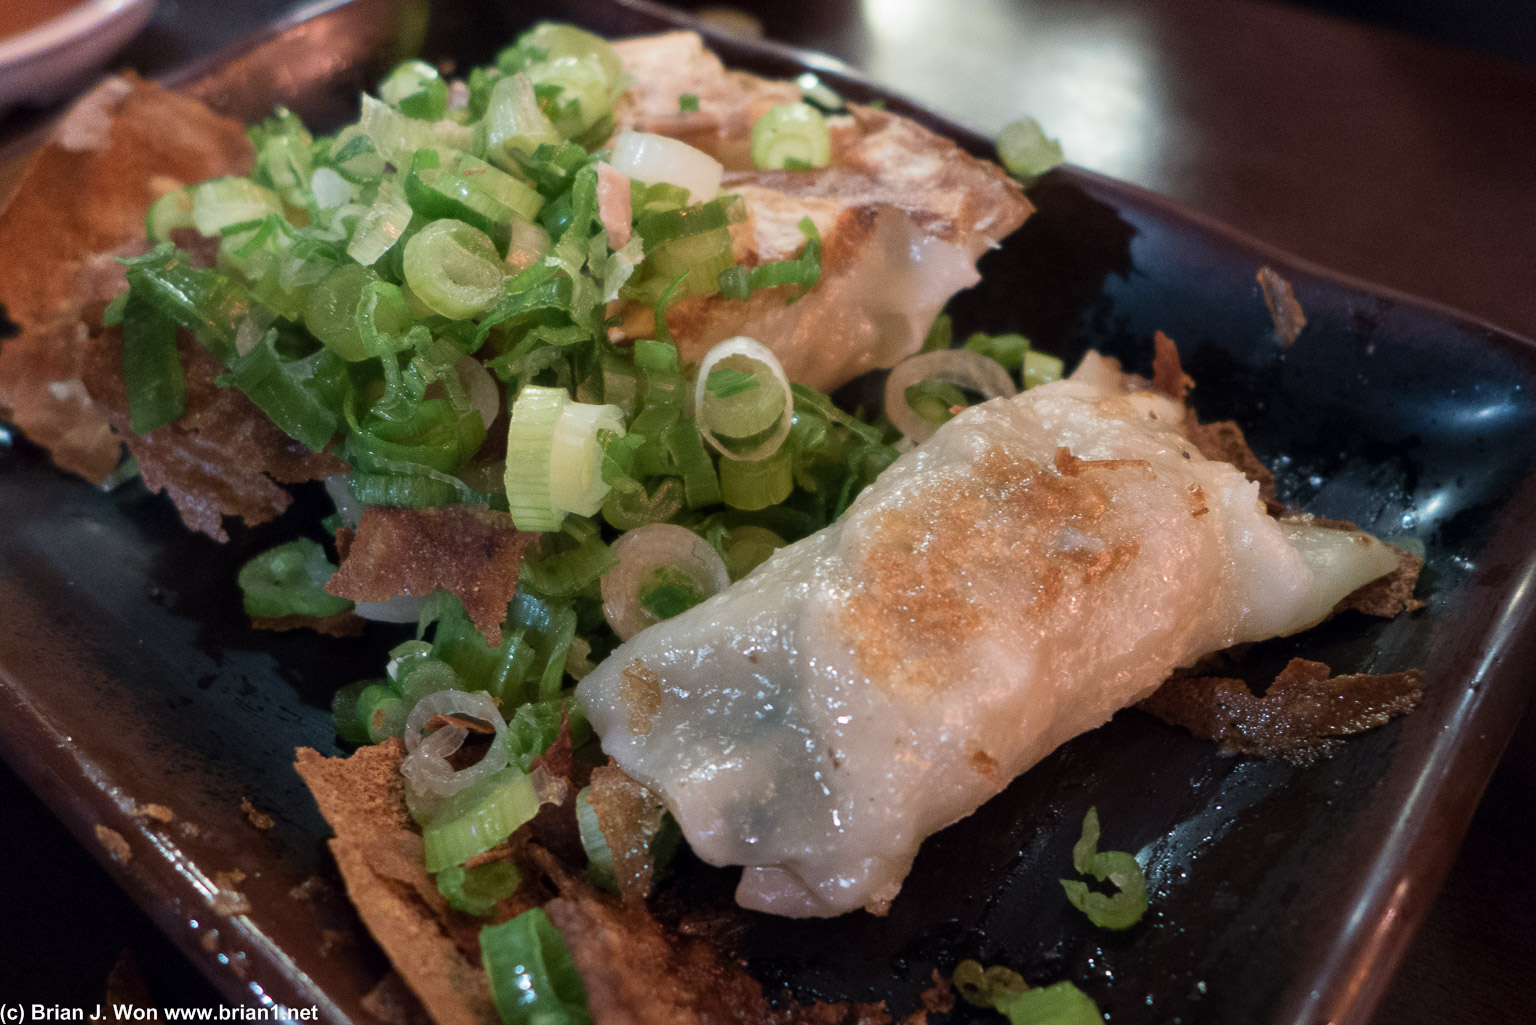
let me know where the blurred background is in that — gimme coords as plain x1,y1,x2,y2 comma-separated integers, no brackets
1,0,1532,1021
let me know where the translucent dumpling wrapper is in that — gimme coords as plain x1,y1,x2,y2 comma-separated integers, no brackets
576,362,1401,918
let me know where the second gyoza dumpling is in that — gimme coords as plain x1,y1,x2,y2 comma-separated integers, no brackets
576,367,1400,918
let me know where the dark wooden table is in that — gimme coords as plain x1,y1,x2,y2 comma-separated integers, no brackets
2,0,1533,1021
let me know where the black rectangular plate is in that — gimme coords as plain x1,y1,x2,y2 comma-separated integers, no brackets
3,1,1535,1023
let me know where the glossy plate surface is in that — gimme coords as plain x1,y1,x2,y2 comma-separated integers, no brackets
2,1,1535,1022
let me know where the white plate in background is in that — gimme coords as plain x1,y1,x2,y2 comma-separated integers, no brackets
0,0,158,111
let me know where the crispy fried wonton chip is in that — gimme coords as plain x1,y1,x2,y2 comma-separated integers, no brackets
0,75,252,482
294,741,498,1025
1258,266,1307,347
587,764,669,907
1151,330,1193,402
79,326,345,540
298,743,925,1025
326,506,537,646
1140,657,1424,765
535,849,904,1025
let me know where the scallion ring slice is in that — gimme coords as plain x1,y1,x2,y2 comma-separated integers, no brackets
400,688,511,817
1024,349,1066,389
456,355,502,432
609,130,723,206
601,523,730,641
505,386,626,531
718,447,793,511
575,786,618,892
346,177,413,267
693,336,792,461
403,218,506,320
550,400,627,517
146,187,195,242
996,115,1065,184
190,177,282,237
480,908,591,1025
751,102,832,170
421,767,542,872
884,348,1018,443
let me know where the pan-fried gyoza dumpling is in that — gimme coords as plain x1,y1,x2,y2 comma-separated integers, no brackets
608,32,1032,391
576,363,1400,918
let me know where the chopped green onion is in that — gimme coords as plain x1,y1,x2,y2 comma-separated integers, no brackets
436,861,521,917
633,195,742,247
953,960,1105,1025
379,60,448,121
505,697,585,770
576,786,618,892
146,188,195,242
885,348,1017,443
403,218,506,320
1059,806,1148,930
405,150,545,246
237,538,351,619
600,523,729,640
795,72,845,112
228,326,344,451
517,22,625,85
326,132,387,184
905,377,969,427
954,960,1028,1009
631,226,733,303
716,216,822,301
347,177,413,267
528,54,614,140
550,399,627,516
704,367,757,398
694,337,792,460
358,683,409,743
120,244,250,365
395,655,464,707
101,290,128,327
994,983,1105,1025
354,93,473,168
422,766,542,872
719,447,793,510
1023,350,1065,389
751,102,832,170
661,420,722,508
191,177,282,237
637,566,707,620
120,291,186,434
997,116,1065,184
347,470,461,508
715,524,783,579
304,263,401,361
921,312,953,353
331,679,375,744
519,525,617,598
479,908,592,1025
609,130,723,206
678,92,699,113
480,73,561,171
964,330,1030,373
505,386,625,531
602,476,685,531
249,108,315,207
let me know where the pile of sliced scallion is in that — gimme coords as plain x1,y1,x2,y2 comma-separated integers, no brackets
106,21,1074,1022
